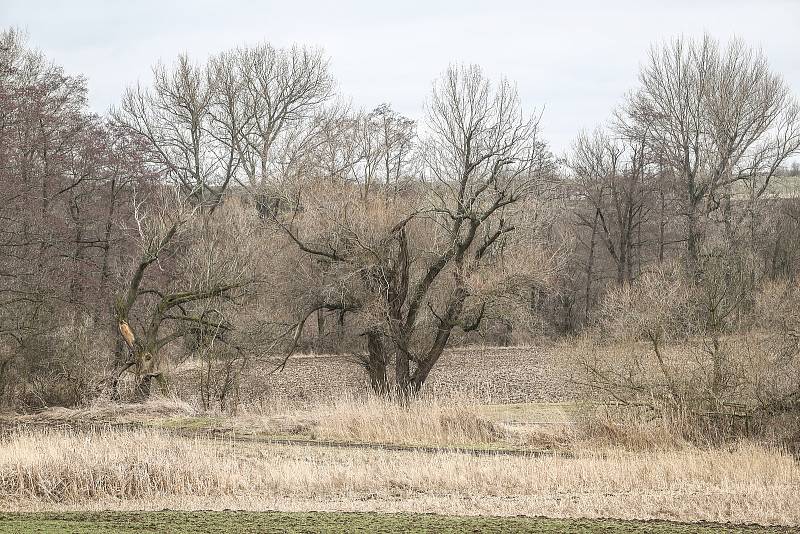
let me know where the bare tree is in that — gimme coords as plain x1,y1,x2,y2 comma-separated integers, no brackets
569,128,651,287
116,55,238,205
267,65,558,397
211,44,334,195
111,56,252,399
581,264,697,407
619,35,800,273
0,29,143,406
359,104,417,201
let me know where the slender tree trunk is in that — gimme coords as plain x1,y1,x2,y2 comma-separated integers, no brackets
616,220,628,285
636,204,643,279
658,178,667,264
710,333,724,399
686,198,701,276
99,177,118,296
616,249,626,285
584,210,599,323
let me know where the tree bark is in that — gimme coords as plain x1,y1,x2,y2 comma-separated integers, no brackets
365,331,389,395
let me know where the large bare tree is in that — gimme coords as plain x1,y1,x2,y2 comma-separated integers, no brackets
209,44,334,198
267,65,558,396
619,35,800,273
111,55,253,398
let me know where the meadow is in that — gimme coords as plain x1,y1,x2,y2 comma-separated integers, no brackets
2,346,798,532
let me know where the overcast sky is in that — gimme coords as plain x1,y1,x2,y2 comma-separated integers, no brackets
3,0,799,155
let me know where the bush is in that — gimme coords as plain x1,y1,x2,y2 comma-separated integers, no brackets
0,316,112,410
576,262,800,443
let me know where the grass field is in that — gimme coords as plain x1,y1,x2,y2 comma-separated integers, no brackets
3,409,799,526
2,346,798,530
0,511,788,533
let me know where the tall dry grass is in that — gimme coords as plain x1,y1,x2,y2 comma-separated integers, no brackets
302,394,502,446
2,427,799,525
1,428,230,502
236,393,571,449
11,393,570,449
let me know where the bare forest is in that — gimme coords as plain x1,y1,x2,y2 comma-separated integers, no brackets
2,24,800,531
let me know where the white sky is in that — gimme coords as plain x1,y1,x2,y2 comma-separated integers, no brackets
3,0,799,155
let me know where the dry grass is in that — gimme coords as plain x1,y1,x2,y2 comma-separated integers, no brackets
10,389,781,455
13,394,573,450
239,394,576,449
296,394,575,449
4,342,797,527
301,394,503,446
1,427,798,525
575,406,703,451
19,397,198,423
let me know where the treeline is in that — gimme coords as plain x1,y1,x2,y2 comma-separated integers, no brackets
1,28,799,417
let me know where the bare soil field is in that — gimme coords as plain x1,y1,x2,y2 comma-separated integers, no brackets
172,345,579,407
